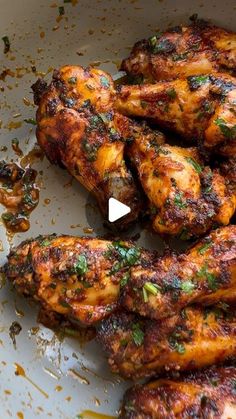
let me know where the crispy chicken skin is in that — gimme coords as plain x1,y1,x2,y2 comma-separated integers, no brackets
121,19,236,82
3,235,151,325
120,366,236,418
32,66,142,229
121,225,236,320
127,132,236,237
116,73,236,156
4,226,236,325
97,306,236,380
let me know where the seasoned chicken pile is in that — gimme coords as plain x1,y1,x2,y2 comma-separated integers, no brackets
3,17,236,418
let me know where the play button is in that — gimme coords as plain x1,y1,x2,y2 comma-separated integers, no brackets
108,197,131,222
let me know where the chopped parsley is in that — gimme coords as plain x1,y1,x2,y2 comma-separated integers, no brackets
41,238,52,247
73,254,88,276
181,280,195,293
168,336,186,354
174,192,187,209
197,264,218,291
132,323,144,346
215,118,236,139
187,75,209,90
109,242,140,274
185,157,202,174
198,241,212,255
166,87,177,99
141,100,148,109
172,52,188,61
120,273,130,288
2,35,10,53
151,38,175,54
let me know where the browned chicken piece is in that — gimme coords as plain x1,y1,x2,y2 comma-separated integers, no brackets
115,73,236,156
127,131,236,237
4,226,236,326
120,365,236,418
3,235,152,325
121,19,236,82
121,225,236,320
220,157,236,195
97,305,236,380
32,66,143,229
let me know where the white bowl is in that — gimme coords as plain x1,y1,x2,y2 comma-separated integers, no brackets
0,1,235,418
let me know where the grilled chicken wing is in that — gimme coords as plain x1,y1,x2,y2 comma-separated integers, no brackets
4,226,236,325
116,73,236,156
127,132,235,237
32,66,142,229
97,305,236,379
121,225,236,320
120,365,236,418
121,19,236,82
3,235,151,325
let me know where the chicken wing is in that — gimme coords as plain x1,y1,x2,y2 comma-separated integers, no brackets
121,225,236,320
97,305,236,379
120,365,236,418
121,19,236,82
116,73,236,156
32,66,143,229
127,132,235,237
4,226,236,325
3,235,151,325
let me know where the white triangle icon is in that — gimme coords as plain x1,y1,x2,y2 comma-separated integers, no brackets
108,197,131,222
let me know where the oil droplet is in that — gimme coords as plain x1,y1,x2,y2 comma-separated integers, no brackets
83,227,94,234
40,31,45,38
15,303,24,318
14,363,49,398
65,396,72,402
55,385,62,392
17,413,24,419
79,411,116,419
4,389,11,395
0,241,3,251
94,398,101,407
43,367,60,380
68,369,90,385
29,326,39,335
44,198,51,205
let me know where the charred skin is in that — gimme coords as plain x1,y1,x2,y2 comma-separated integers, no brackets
116,73,236,156
3,235,151,325
121,225,236,320
121,20,236,82
97,306,236,380
127,132,236,237
32,66,141,229
120,366,236,418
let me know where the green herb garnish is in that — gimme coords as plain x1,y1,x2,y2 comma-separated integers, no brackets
215,118,236,139
181,281,195,293
174,192,187,209
198,241,212,255
132,323,144,346
166,87,177,99
185,157,202,173
197,264,218,291
73,254,88,276
187,75,209,90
